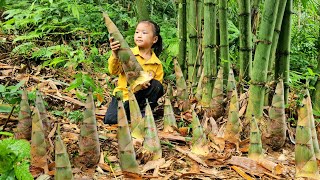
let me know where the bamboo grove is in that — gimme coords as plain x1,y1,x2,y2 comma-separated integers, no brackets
1,0,320,179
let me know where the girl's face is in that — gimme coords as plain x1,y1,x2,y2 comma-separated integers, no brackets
134,22,158,49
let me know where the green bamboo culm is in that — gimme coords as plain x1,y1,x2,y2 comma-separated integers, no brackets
305,90,320,160
196,0,203,76
191,110,209,156
245,0,280,123
224,89,241,146
265,0,287,105
117,97,140,174
79,92,100,167
267,79,286,150
313,27,320,112
128,90,144,140
248,115,263,160
238,0,252,86
201,0,217,107
187,0,198,86
55,124,74,180
274,0,292,104
295,93,319,179
135,0,150,21
251,0,261,35
143,100,162,160
209,67,224,119
163,97,177,133
35,91,51,136
15,90,32,140
174,59,190,111
31,107,48,173
102,13,152,93
178,0,187,75
218,0,229,85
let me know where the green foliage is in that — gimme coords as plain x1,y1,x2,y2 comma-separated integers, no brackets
0,81,24,105
0,138,33,180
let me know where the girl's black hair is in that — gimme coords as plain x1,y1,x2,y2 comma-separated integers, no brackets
139,20,163,57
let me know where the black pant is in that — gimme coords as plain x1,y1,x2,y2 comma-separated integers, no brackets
104,79,164,124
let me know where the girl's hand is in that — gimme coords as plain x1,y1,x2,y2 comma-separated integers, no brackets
109,37,121,59
141,82,151,90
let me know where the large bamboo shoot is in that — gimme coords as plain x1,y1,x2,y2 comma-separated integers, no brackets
79,92,100,167
102,13,152,93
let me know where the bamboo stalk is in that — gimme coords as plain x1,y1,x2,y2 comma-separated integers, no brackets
129,90,144,140
55,124,74,180
15,90,32,140
201,0,217,107
178,0,187,76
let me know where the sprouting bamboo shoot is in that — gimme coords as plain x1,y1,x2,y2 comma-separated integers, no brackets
79,92,100,167
15,90,32,140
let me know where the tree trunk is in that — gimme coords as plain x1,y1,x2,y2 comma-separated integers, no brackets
135,0,150,21
201,0,217,107
187,0,198,86
238,0,252,87
245,0,280,122
178,0,187,76
219,0,229,86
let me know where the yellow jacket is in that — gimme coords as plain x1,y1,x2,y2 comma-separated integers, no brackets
108,46,164,101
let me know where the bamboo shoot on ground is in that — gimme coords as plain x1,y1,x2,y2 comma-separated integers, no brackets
163,97,177,133
209,67,224,119
295,94,319,179
174,59,190,111
55,124,74,180
267,80,286,150
15,90,32,140
117,97,140,174
129,90,144,140
224,89,241,148
31,107,48,173
36,91,51,136
143,100,162,160
79,92,100,167
102,13,152,93
306,90,320,160
248,115,262,160
191,110,209,156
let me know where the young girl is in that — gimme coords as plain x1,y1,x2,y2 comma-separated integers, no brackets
104,20,164,124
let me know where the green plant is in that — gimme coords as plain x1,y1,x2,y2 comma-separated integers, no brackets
0,138,33,180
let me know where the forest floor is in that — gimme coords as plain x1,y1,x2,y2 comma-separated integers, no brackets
0,58,308,180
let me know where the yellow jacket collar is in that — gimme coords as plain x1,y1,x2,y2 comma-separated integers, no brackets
132,46,161,65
